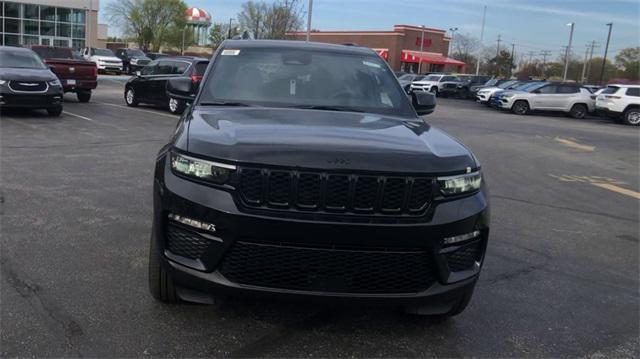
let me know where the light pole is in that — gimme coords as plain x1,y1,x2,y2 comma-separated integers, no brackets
475,5,487,75
306,0,313,42
599,23,613,84
562,22,575,82
448,27,458,56
418,25,425,74
181,25,187,55
227,18,234,39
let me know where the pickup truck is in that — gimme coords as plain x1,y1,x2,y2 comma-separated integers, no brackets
27,45,98,102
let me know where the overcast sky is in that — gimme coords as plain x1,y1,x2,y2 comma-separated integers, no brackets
100,0,639,60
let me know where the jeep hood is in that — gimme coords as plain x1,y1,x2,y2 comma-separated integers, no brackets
183,107,477,174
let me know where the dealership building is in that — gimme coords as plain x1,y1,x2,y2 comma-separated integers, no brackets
0,0,106,50
290,24,466,73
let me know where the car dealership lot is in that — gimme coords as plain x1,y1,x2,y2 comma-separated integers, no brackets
1,78,638,357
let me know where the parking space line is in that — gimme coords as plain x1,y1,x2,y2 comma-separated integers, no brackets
554,137,595,152
550,174,640,200
63,110,94,122
591,182,640,200
62,110,126,130
95,102,178,119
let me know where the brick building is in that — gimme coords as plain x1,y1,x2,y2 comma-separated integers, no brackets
290,24,465,73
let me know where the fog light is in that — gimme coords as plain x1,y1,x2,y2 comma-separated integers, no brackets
168,213,216,233
443,230,480,245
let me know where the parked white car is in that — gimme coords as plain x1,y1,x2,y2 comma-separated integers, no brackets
497,83,595,119
596,84,640,126
475,80,520,104
411,74,459,95
82,47,123,73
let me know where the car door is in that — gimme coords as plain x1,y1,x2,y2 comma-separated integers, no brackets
148,60,177,104
158,60,191,103
530,85,558,110
133,60,159,102
556,85,581,111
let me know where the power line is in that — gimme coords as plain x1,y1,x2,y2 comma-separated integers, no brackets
539,50,552,78
526,50,537,64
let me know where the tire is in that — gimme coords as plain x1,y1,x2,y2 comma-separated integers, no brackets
404,288,474,318
77,91,91,103
511,100,529,115
430,87,439,97
125,87,139,107
148,226,179,303
47,106,62,116
168,97,186,115
569,104,587,119
622,107,640,126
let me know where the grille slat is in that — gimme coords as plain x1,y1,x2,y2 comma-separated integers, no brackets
219,241,436,294
238,167,433,217
8,81,47,92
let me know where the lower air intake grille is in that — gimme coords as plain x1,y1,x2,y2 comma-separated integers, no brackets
219,241,436,294
445,241,482,272
166,224,210,259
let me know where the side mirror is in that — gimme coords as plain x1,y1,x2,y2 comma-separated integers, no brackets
412,91,436,116
135,71,141,77
166,77,197,102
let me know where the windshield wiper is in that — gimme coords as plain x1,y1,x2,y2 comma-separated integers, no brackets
289,105,365,113
199,101,255,107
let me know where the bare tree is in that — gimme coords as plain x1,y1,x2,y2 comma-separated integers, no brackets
238,0,304,40
238,1,268,39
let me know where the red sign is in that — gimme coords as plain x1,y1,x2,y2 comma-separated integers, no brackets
415,37,432,48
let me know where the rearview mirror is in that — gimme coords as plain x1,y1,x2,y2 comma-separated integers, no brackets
412,91,436,116
166,77,197,102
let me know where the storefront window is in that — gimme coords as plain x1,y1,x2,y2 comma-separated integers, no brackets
56,7,70,22
23,20,38,35
4,33,19,45
56,22,70,37
71,9,85,24
4,1,20,18
4,18,19,33
54,38,69,47
72,39,85,51
40,6,55,21
40,21,54,36
23,4,38,19
23,35,39,45
72,24,85,38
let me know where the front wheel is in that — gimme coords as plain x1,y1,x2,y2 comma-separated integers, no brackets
168,97,186,115
47,106,62,116
511,100,530,115
148,226,179,303
125,87,139,107
430,87,439,97
622,107,640,126
569,104,587,119
77,91,91,103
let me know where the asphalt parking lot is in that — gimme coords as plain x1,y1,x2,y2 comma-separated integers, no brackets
1,77,639,357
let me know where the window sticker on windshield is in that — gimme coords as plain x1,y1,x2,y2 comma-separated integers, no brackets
363,60,381,68
222,49,240,56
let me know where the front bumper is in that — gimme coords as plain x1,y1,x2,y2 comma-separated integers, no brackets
152,154,490,305
476,93,491,103
97,63,123,71
0,90,63,109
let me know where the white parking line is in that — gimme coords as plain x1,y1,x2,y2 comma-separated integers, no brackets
63,110,94,122
63,110,125,130
95,101,178,119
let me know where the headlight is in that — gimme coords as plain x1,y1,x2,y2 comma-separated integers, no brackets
48,79,61,87
437,171,482,196
170,152,235,184
0,80,6,85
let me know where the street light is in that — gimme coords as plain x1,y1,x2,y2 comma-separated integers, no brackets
599,23,613,84
418,25,425,74
562,22,575,82
448,27,458,56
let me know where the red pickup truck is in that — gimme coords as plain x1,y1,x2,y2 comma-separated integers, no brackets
28,45,98,103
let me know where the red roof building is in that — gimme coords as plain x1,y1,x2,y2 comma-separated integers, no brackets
289,25,465,74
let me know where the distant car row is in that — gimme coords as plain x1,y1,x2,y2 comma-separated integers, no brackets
81,47,170,74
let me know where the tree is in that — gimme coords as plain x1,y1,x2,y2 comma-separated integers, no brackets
209,22,240,49
449,33,480,73
615,47,640,80
238,1,268,39
106,0,187,52
237,0,304,40
485,49,514,77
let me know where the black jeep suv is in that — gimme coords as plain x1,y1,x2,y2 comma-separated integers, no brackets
149,40,490,317
115,48,151,74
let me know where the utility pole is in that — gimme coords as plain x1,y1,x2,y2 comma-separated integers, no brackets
581,45,590,83
228,18,233,39
539,50,552,78
526,51,536,65
509,43,515,78
599,23,613,84
563,22,575,82
306,0,313,42
475,5,487,75
496,34,502,56
448,27,458,56
418,25,425,74
585,41,599,83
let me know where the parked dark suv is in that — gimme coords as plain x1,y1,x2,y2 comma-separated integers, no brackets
149,40,489,317
115,48,152,74
124,56,208,114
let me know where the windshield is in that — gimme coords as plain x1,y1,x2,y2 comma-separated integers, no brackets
601,86,620,94
0,49,47,69
398,74,414,80
31,47,72,59
94,48,114,57
498,80,519,89
484,79,499,86
200,47,414,117
128,49,145,57
424,75,443,81
517,82,546,92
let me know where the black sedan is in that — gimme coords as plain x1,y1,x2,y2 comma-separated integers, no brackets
124,56,209,114
0,46,63,116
